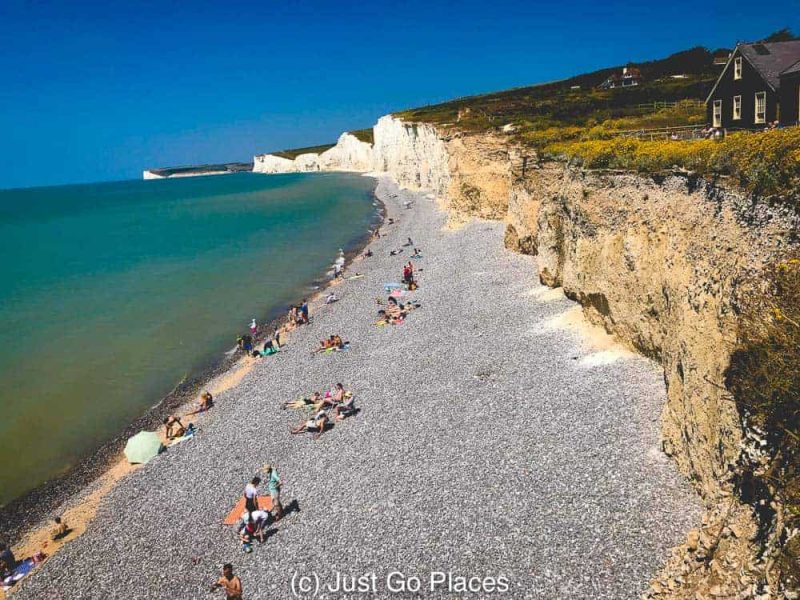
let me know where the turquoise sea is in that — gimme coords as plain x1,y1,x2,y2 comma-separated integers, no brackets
0,172,377,506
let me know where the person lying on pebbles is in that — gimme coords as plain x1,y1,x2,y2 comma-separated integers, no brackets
325,292,339,304
389,248,404,256
281,391,321,410
289,408,329,440
312,335,347,354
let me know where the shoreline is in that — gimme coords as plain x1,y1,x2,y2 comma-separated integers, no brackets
7,175,701,599
0,176,384,567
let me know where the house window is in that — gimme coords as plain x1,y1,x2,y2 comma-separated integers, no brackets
713,100,722,127
755,92,766,124
733,95,742,120
734,57,742,80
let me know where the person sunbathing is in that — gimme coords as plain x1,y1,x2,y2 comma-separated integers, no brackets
312,337,335,354
325,292,338,304
289,409,329,439
282,391,321,410
386,298,404,320
333,392,356,421
331,335,344,349
163,416,186,439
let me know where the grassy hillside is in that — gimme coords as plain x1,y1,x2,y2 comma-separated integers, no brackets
396,47,718,134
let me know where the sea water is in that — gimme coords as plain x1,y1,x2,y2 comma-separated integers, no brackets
0,172,377,506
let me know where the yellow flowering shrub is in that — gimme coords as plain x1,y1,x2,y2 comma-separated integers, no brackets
546,128,800,196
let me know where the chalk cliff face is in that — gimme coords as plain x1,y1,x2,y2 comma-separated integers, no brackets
319,132,372,171
371,116,513,220
371,116,451,198
252,132,371,174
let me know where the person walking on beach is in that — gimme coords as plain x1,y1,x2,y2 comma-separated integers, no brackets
244,476,261,514
300,300,309,325
264,464,283,521
249,319,257,337
211,563,243,600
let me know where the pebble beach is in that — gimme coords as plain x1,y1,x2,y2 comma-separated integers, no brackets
12,176,702,599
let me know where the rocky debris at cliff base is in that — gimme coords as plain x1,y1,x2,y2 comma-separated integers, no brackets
644,500,766,600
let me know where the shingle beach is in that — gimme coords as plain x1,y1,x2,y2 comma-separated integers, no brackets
13,176,702,599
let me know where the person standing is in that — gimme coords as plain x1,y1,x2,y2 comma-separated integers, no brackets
211,563,243,600
300,300,309,325
264,464,283,521
244,476,261,514
249,319,257,337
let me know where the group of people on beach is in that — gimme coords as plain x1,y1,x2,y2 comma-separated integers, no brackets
236,465,283,553
283,383,356,439
6,198,422,600
376,260,422,325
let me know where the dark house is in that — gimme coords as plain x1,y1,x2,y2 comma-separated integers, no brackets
779,60,800,126
705,40,800,128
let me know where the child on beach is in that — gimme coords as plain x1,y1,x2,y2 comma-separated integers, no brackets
211,564,243,600
50,517,69,541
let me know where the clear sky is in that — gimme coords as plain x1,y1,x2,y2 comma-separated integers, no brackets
0,0,794,188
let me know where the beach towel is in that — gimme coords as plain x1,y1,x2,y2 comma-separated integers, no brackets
389,289,407,298
384,282,403,290
168,432,194,447
224,496,274,525
1,559,37,590
347,274,364,280
323,343,350,354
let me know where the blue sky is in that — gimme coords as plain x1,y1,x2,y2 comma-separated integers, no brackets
0,0,793,188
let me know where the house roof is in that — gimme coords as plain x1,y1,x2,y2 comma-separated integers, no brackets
738,40,800,89
781,58,800,78
706,40,800,103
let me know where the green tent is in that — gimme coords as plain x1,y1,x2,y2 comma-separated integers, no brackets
124,431,164,464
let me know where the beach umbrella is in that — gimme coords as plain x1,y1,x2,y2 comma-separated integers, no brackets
124,431,164,464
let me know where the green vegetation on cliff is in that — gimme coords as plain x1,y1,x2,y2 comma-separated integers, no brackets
726,255,800,590
396,47,717,133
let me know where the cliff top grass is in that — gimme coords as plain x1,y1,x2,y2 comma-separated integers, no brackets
395,47,718,135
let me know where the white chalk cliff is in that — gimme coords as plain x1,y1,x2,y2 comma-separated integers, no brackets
252,118,452,201
253,132,372,174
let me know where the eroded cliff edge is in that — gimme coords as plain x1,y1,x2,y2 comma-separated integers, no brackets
255,116,798,596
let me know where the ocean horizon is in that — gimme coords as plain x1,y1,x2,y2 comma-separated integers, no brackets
0,171,378,506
